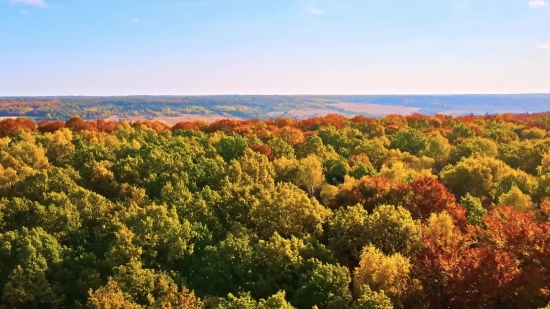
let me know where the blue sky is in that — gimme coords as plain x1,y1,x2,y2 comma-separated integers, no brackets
0,0,549,95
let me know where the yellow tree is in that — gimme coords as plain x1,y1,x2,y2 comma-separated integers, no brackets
353,245,412,308
296,155,325,197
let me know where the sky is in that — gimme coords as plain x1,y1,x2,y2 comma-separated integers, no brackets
0,0,549,96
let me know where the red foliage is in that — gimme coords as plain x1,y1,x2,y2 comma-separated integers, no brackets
523,122,550,132
250,144,274,161
96,120,118,133
415,207,550,308
294,114,348,131
208,119,239,133
66,117,98,132
37,120,66,133
334,176,410,211
405,177,466,226
470,124,483,136
0,118,36,138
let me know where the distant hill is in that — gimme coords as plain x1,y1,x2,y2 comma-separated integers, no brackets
0,94,549,122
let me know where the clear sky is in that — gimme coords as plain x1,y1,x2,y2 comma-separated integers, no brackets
1,0,549,95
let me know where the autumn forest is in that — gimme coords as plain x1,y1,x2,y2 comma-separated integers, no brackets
2,112,550,309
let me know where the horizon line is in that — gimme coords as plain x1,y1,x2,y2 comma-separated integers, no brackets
1,92,550,97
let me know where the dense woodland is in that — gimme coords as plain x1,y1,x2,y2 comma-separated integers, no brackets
2,95,550,120
3,113,550,308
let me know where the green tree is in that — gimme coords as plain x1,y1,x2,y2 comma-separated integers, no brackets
251,182,331,239
292,259,352,309
449,137,498,164
352,285,393,309
389,129,428,155
327,205,370,267
365,205,421,257
460,194,487,226
215,135,249,162
448,122,476,144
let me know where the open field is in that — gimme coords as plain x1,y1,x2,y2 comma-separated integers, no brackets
103,114,243,124
328,102,421,115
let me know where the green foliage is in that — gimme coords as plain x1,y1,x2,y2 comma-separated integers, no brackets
460,193,486,226
448,122,476,144
389,129,428,155
348,163,377,179
292,259,352,309
352,285,393,309
365,205,421,257
215,135,249,162
449,137,498,164
1,112,550,309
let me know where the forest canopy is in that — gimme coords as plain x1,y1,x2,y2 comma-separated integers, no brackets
2,112,550,308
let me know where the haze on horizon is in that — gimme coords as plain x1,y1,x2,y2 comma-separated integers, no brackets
1,0,549,96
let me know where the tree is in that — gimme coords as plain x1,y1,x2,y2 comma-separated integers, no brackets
353,245,412,308
365,205,421,257
251,182,331,238
215,135,249,162
327,205,370,267
292,259,352,309
323,158,349,185
215,291,296,309
449,137,498,164
448,122,476,144
348,163,377,180
336,176,410,213
440,156,536,206
296,135,326,159
460,193,487,226
522,127,547,140
295,155,325,197
419,133,451,167
267,136,295,159
352,285,393,309
86,281,143,309
497,186,535,212
278,126,305,146
404,177,465,224
389,129,428,155
352,138,389,169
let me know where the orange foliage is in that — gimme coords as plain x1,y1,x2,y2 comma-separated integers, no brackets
37,120,66,133
66,117,98,132
405,177,466,225
131,120,170,132
172,121,201,131
96,119,118,133
416,207,550,308
334,176,410,211
0,118,36,137
278,126,305,146
208,119,239,133
250,144,274,161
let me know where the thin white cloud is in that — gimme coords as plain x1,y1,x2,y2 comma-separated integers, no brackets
132,18,140,23
308,8,323,15
8,0,46,7
529,0,548,7
536,43,550,51
19,9,28,14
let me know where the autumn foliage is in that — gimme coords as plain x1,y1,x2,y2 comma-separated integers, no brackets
1,112,550,309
